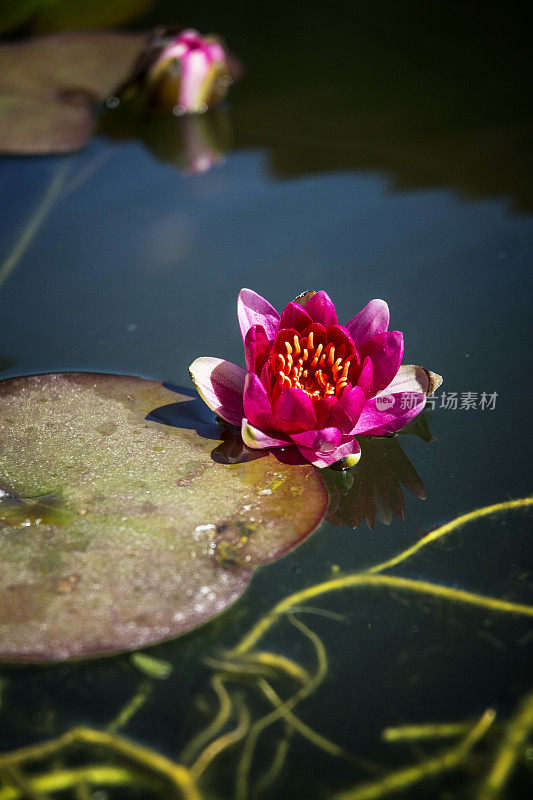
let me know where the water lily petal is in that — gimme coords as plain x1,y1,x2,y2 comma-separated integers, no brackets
325,324,357,353
241,418,289,449
291,427,342,453
313,396,338,428
278,301,313,333
300,322,328,347
243,372,275,430
357,355,374,395
353,392,426,436
272,387,317,434
238,289,280,344
330,386,366,434
189,357,245,426
303,290,338,326
244,324,270,376
377,364,442,398
296,435,361,469
346,299,390,348
358,331,404,395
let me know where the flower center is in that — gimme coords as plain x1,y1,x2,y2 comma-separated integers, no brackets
273,331,353,401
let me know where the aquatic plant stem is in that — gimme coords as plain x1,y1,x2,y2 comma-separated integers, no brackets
235,615,327,800
190,696,250,779
0,728,201,800
331,708,496,800
0,163,69,293
107,679,153,734
382,720,474,742
180,674,234,765
0,765,155,800
252,722,293,797
368,497,533,575
476,689,533,800
258,678,381,773
0,765,47,800
230,573,533,657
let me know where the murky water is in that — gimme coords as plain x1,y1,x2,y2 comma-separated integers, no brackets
1,2,532,798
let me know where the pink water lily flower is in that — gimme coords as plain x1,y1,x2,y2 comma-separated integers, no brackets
189,290,442,469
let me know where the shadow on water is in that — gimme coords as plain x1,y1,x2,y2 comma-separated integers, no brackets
125,0,533,212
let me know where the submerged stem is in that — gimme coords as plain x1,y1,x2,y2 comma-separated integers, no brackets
382,720,474,742
332,708,496,800
252,723,293,797
368,497,533,575
107,679,153,734
476,689,533,800
0,163,69,293
180,674,234,765
231,573,533,657
190,695,250,779
235,615,327,800
258,678,381,774
0,765,155,800
0,727,200,800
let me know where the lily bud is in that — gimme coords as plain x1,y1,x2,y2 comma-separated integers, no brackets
146,28,234,114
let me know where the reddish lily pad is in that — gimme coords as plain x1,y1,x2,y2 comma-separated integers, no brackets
0,32,147,154
0,373,327,662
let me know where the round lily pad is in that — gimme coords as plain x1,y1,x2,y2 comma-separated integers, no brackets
0,373,327,662
0,32,146,154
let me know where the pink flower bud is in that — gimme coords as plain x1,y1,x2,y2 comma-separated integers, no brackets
146,29,234,114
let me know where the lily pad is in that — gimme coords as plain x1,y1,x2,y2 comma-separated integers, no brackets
0,373,327,662
0,0,155,35
0,32,147,154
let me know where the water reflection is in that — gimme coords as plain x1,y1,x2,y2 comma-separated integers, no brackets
100,105,231,174
324,436,426,530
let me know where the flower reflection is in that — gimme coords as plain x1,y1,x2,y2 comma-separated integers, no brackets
100,104,231,175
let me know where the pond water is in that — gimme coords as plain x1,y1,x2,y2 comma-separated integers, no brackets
0,2,532,798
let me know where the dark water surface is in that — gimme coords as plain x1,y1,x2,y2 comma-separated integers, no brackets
1,2,532,798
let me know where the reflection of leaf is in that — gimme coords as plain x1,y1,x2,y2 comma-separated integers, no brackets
0,32,146,154
398,411,437,443
0,0,155,35
0,373,327,662
324,437,426,530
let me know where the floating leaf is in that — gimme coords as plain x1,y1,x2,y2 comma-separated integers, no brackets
0,0,155,35
0,32,146,154
0,373,327,662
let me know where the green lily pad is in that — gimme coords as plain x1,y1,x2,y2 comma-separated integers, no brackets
0,373,327,662
0,0,155,35
0,32,146,154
